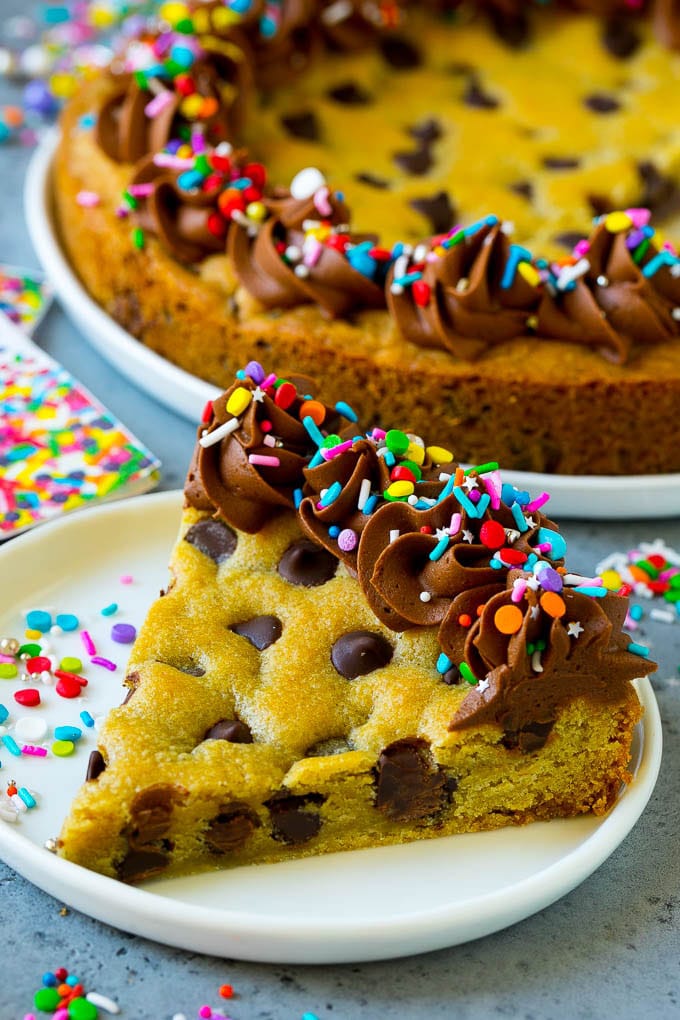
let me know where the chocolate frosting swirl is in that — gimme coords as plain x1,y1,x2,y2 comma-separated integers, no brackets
441,574,653,732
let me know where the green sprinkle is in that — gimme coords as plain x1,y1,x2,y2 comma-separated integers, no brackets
0,663,17,679
465,461,499,475
632,239,650,264
133,70,147,90
663,590,680,603
635,558,659,579
60,656,83,673
399,459,422,481
459,662,477,684
385,429,410,456
321,434,342,449
122,190,138,210
18,642,41,657
132,227,145,250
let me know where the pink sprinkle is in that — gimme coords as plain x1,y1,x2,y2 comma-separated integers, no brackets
303,236,324,268
192,129,206,154
145,89,175,118
120,575,134,585
261,372,277,389
0,654,15,664
128,183,155,198
90,656,117,671
338,528,357,552
372,427,387,440
153,153,194,170
535,542,552,553
313,185,332,217
80,630,97,656
199,1008,213,1019
248,454,280,467
449,512,462,534
512,579,528,603
573,240,590,258
76,190,100,207
22,745,48,757
321,439,353,460
263,434,277,448
483,476,501,510
524,492,550,513
53,1011,68,1020
625,207,651,229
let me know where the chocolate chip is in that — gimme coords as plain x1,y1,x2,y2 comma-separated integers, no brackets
266,793,325,845
584,93,621,114
204,803,260,854
130,787,175,843
602,16,641,59
86,749,106,781
489,9,530,49
278,539,337,586
230,614,282,651
117,848,169,883
463,77,499,110
374,738,448,822
331,630,393,680
281,110,320,141
184,518,237,563
355,172,390,189
393,146,432,176
204,719,253,743
502,720,554,753
509,180,533,201
553,231,586,251
379,35,422,69
327,81,371,105
305,737,352,757
543,156,580,170
157,658,205,676
410,191,456,234
409,118,442,144
441,667,461,686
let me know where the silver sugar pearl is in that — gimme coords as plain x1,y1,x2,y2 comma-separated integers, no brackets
44,837,58,854
596,275,609,287
0,637,19,655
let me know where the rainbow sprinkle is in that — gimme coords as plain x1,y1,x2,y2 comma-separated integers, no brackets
0,265,52,333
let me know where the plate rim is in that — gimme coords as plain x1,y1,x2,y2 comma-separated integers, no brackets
0,489,664,962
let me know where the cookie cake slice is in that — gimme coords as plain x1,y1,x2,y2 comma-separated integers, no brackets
57,364,653,882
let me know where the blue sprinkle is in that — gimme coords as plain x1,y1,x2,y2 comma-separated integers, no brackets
101,603,118,616
511,501,529,533
0,704,8,725
537,527,567,560
501,244,532,290
260,13,278,37
473,493,491,518
229,0,253,11
319,482,342,508
302,415,325,447
328,525,340,538
78,113,96,129
65,975,80,987
308,450,324,468
55,726,82,743
629,604,644,621
436,652,453,674
1,735,21,757
464,214,498,236
573,585,607,597
177,169,204,191
335,400,358,422
169,44,195,68
453,486,478,517
55,613,79,632
628,642,649,658
18,787,36,809
489,558,503,569
384,451,396,467
26,610,52,632
429,536,450,562
525,553,539,570
293,488,303,509
501,483,517,506
236,369,247,379
362,494,379,515
42,973,57,987
80,711,95,728
436,474,456,504
392,242,405,258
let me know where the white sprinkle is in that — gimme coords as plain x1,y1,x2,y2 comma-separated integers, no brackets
563,573,602,586
438,472,452,482
199,417,240,448
389,529,400,544
263,434,276,448
15,717,48,742
407,494,419,505
285,244,302,262
596,274,609,287
294,264,310,278
390,283,404,296
419,591,432,603
556,258,590,290
215,141,233,157
413,243,429,263
290,167,326,200
321,0,353,24
673,308,680,321
650,608,675,624
86,992,121,1014
501,220,514,236
531,650,544,673
504,528,520,544
357,477,371,511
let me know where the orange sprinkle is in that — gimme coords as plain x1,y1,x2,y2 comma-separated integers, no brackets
299,399,326,426
628,564,650,583
540,591,566,618
494,604,523,634
219,984,234,999
454,466,465,486
458,613,472,628
476,602,486,616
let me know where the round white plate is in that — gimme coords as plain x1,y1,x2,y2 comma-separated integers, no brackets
25,130,680,518
0,491,662,963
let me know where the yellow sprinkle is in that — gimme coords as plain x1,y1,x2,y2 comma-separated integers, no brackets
426,445,454,464
433,245,447,257
176,144,193,159
386,480,415,499
180,94,204,120
246,201,267,223
192,8,210,30
604,211,633,234
52,740,75,758
49,72,77,99
517,261,540,287
211,7,241,28
159,1,189,26
25,629,41,640
600,569,622,591
406,442,425,466
226,386,253,416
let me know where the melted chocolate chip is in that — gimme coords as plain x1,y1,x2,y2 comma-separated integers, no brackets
129,787,175,844
463,77,499,110
374,738,448,822
379,35,422,69
489,9,530,49
327,81,372,105
584,93,621,114
409,118,442,144
509,180,534,201
267,793,325,845
410,191,456,235
184,518,237,563
86,749,106,781
117,848,169,883
441,666,461,686
204,719,253,743
157,658,205,676
393,146,433,176
355,172,390,190
305,737,353,757
638,161,680,220
602,16,641,59
502,720,554,753
553,231,586,251
204,803,260,853
543,156,580,170
281,110,320,141
331,630,393,680
278,539,337,587
230,614,282,651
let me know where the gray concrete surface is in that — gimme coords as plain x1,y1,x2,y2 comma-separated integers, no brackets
1,23,679,1019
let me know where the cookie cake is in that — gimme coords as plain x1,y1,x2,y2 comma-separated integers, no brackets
53,0,680,476
57,364,653,882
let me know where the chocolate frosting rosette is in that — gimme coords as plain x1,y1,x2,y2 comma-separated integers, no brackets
387,217,542,359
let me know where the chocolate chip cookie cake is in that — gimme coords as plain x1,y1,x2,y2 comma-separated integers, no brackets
57,365,652,883
54,0,680,475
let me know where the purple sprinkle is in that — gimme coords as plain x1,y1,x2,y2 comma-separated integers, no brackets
539,567,563,593
244,360,265,384
90,656,117,671
111,623,136,645
337,528,358,552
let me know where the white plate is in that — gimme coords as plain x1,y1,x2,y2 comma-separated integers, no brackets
0,490,662,963
25,129,680,518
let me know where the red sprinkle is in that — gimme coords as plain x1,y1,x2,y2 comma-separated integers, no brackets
219,984,234,999
419,526,433,534
479,520,506,549
648,554,666,569
412,280,431,307
201,400,214,424
14,688,40,707
25,655,51,674
391,465,417,484
55,670,88,686
274,381,297,410
498,548,528,566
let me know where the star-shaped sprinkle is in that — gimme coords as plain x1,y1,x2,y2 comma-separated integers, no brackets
477,677,490,694
435,527,449,541
463,476,479,491
252,386,266,402
524,515,536,528
526,576,541,591
567,620,584,638
462,529,474,543
530,604,540,619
